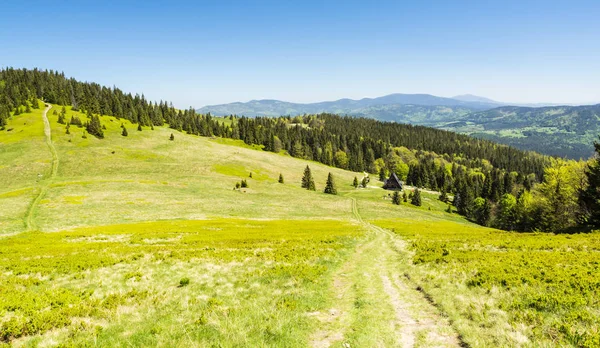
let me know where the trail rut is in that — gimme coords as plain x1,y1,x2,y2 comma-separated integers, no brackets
311,197,461,347
25,104,55,231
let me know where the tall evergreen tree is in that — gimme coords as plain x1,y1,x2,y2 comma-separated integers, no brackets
324,173,337,195
301,165,316,191
392,191,401,205
278,173,284,183
411,189,422,206
122,127,128,136
579,139,600,227
353,176,359,188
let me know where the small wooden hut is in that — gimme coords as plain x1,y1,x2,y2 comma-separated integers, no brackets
383,172,403,190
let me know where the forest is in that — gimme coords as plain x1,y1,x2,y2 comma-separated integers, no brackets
1,68,599,233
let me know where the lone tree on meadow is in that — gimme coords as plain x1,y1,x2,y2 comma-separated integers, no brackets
580,138,600,227
278,173,284,183
137,124,142,131
170,133,175,141
411,188,422,206
324,173,337,195
353,176,359,188
301,165,316,191
392,191,401,205
122,127,128,137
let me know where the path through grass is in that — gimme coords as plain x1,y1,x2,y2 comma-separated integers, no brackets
24,104,55,231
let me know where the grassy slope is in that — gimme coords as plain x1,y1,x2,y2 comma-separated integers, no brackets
1,105,599,347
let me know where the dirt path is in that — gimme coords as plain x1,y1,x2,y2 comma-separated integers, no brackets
25,104,55,231
311,197,461,347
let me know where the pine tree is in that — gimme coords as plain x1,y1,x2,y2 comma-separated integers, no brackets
580,139,600,227
302,166,316,191
353,176,359,188
249,172,253,178
392,191,401,205
411,189,422,206
324,173,337,195
57,113,66,124
439,189,448,203
85,115,104,138
122,127,128,136
278,173,284,183
241,179,248,188
361,177,368,188
170,133,175,141
25,103,31,113
137,124,142,131
65,123,70,135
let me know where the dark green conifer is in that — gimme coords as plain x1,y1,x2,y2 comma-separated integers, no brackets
392,191,401,205
137,124,142,131
403,191,408,202
302,165,315,191
170,133,175,141
411,189,422,206
580,138,600,227
122,127,128,136
324,173,337,195
278,173,284,183
353,176,358,188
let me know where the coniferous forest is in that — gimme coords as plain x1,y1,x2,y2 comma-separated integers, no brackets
2,68,599,232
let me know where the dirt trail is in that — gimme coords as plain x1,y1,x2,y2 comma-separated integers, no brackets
311,197,461,347
25,104,55,231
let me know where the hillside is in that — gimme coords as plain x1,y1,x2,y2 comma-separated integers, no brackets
1,102,599,346
0,69,599,346
444,104,600,158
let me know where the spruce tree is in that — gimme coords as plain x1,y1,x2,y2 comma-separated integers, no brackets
411,189,422,206
353,176,358,188
278,173,284,183
137,124,142,131
324,173,337,195
392,191,401,205
170,133,175,141
580,139,600,227
403,191,408,202
439,189,448,203
361,177,368,188
122,127,128,136
241,179,248,188
301,166,316,191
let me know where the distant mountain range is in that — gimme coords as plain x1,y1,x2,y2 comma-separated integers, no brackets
197,94,600,159
197,93,502,117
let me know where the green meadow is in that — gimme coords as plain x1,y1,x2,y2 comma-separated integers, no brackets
0,105,598,347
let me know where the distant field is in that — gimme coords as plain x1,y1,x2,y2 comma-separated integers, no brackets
1,105,599,347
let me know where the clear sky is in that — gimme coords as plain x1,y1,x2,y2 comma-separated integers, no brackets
2,0,599,108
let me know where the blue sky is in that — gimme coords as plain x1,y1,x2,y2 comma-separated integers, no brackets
2,0,599,107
